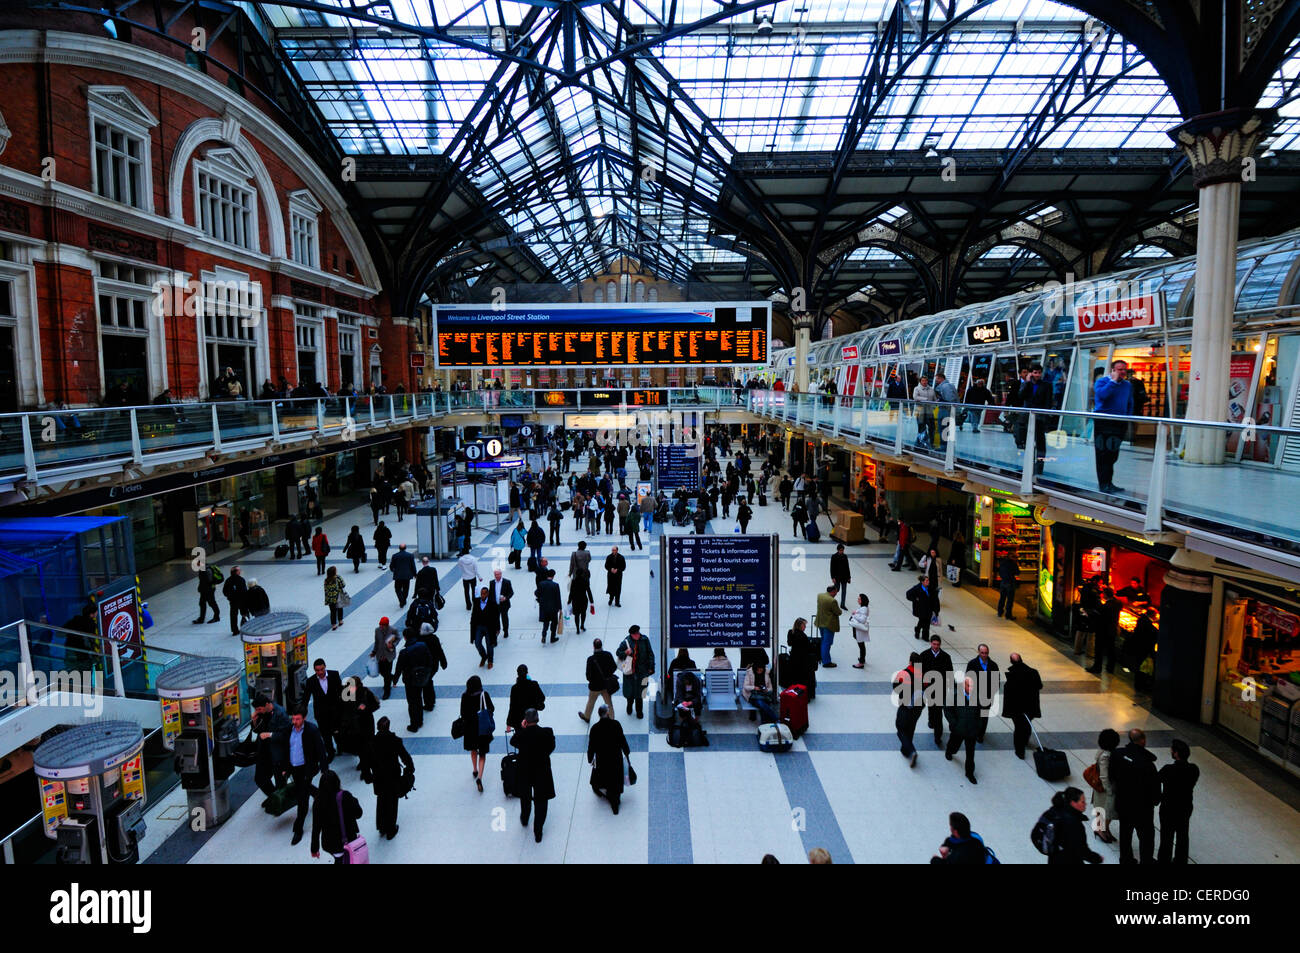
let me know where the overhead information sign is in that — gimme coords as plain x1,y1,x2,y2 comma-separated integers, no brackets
666,534,773,648
656,444,700,490
434,302,770,367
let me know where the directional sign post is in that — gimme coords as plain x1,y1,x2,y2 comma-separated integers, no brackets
662,534,776,649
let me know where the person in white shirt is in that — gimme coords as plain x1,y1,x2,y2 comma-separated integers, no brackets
849,594,870,669
458,552,479,610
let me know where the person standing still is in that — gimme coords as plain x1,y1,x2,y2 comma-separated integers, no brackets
814,584,842,668
996,552,1019,620
1157,739,1199,864
1092,360,1133,495
830,544,852,608
1113,728,1160,864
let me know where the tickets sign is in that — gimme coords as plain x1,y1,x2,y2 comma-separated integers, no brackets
1075,295,1163,335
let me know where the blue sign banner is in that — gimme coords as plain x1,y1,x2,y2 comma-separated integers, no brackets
438,461,456,479
437,306,715,327
667,535,772,649
878,338,902,356
656,444,700,490
467,458,523,470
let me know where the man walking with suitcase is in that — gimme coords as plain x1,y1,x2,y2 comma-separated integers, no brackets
510,708,556,843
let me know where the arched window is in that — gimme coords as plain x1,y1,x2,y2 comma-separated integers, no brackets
606,279,618,302
634,280,646,302
593,287,604,304
648,286,659,303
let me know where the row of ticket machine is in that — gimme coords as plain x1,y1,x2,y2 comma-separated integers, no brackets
33,611,313,863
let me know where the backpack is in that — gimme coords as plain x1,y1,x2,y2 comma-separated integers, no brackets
1030,811,1057,856
970,831,1000,864
210,566,224,583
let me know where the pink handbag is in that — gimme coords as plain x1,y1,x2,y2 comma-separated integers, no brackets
336,792,369,864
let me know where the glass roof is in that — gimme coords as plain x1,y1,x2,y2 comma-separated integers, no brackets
247,0,1300,284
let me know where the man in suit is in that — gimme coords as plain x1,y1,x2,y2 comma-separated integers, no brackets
1113,728,1161,864
491,568,514,638
393,633,435,731
830,544,852,608
415,556,440,600
510,708,557,843
470,585,501,669
1000,652,1042,759
221,566,248,635
963,644,1001,743
537,569,562,644
919,636,954,748
276,709,325,845
389,543,417,608
605,546,627,607
303,659,342,759
943,676,981,785
251,693,292,798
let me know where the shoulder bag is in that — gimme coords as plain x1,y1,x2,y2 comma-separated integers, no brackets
336,792,368,864
1082,761,1106,793
476,691,496,736
619,641,635,675
338,585,352,608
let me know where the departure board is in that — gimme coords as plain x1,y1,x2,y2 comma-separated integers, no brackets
434,303,770,367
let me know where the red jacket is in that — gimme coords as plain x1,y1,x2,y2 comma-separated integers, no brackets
312,533,329,556
898,522,911,546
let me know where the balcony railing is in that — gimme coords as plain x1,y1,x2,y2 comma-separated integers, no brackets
747,391,1300,551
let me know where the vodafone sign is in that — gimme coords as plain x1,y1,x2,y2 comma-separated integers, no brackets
1075,294,1164,335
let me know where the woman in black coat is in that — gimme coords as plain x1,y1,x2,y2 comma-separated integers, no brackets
568,570,591,634
310,769,363,863
460,675,495,792
1044,787,1104,864
371,717,413,840
507,664,546,732
587,706,631,814
338,675,380,782
344,526,366,573
786,617,817,700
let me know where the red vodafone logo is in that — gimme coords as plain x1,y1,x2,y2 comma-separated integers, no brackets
1075,295,1160,334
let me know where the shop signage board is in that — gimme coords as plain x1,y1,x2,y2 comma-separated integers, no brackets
964,319,1011,347
97,588,144,662
1074,294,1164,335
878,338,902,356
841,345,859,361
665,534,773,648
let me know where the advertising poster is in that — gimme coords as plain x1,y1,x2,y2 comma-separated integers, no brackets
97,589,143,662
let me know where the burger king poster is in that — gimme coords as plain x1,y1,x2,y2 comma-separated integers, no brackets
97,589,144,662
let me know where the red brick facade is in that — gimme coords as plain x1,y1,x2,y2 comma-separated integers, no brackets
0,17,416,408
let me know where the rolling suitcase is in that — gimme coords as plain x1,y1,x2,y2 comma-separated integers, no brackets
1031,725,1069,781
805,521,821,543
779,684,809,739
274,544,289,559
500,751,520,797
263,781,298,816
758,493,767,507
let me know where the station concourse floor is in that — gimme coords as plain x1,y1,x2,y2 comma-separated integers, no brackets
133,456,1300,864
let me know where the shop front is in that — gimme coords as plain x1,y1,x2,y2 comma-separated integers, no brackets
1217,584,1300,773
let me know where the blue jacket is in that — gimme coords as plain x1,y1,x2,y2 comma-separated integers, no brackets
1094,376,1133,416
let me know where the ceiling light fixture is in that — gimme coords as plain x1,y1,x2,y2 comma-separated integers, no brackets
755,14,774,35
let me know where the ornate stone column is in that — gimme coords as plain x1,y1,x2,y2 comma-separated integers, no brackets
1168,108,1275,463
792,311,814,392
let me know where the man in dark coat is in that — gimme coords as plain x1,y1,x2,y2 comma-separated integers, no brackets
996,553,1019,619
580,637,618,722
389,543,418,608
587,706,630,814
297,518,312,562
303,659,343,759
963,643,1000,743
1113,728,1161,864
252,694,292,798
393,633,436,731
506,663,547,732
830,544,852,608
489,568,514,639
1020,364,1056,475
415,556,440,599
943,675,982,784
906,577,938,641
1001,652,1042,759
537,569,563,644
413,622,448,709
605,546,627,607
193,565,220,625
470,586,501,669
371,716,414,840
1157,738,1200,864
373,521,392,568
222,566,248,635
919,635,953,748
285,515,302,559
930,812,989,864
510,708,556,842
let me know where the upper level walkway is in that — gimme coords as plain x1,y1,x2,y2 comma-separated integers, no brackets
5,386,1300,581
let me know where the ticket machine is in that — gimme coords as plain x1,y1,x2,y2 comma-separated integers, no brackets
34,721,147,864
156,657,244,828
240,611,310,709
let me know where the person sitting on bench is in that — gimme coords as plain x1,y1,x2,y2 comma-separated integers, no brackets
742,663,778,724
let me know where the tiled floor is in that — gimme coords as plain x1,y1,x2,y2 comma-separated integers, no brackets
136,451,1300,864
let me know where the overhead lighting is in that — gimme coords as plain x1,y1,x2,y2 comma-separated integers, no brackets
755,14,774,35
375,24,393,38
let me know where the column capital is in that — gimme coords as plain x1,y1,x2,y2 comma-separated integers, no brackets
1167,107,1278,188
791,311,815,331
